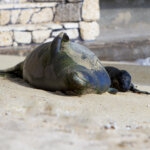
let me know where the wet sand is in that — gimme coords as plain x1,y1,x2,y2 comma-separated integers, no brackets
0,55,150,150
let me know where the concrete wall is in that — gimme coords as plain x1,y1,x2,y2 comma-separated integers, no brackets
100,0,150,28
95,0,150,61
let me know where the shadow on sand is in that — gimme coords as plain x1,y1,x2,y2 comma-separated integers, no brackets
5,76,67,97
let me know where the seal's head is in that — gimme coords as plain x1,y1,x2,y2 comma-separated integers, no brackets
117,70,131,92
51,32,110,95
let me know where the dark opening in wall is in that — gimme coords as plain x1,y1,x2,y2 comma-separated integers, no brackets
101,0,150,9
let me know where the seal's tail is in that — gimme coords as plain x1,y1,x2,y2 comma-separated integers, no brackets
0,62,23,78
130,84,150,95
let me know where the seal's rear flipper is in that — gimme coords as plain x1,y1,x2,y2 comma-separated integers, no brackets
0,62,23,78
130,83,150,95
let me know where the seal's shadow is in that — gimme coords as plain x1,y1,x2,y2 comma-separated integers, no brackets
7,77,67,96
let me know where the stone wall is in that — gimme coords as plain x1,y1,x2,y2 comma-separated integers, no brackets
0,0,100,47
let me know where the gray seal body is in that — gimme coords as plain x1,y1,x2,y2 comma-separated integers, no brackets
0,33,111,95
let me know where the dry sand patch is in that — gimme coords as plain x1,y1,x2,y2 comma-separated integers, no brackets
0,55,150,150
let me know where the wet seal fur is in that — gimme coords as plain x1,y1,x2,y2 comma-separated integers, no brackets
105,66,150,95
0,33,111,95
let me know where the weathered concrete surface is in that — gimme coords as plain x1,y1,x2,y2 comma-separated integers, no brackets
84,34,150,61
0,55,150,150
83,20,150,61
100,0,150,27
94,0,150,61
92,0,150,61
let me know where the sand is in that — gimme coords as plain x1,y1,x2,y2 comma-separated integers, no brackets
0,55,150,150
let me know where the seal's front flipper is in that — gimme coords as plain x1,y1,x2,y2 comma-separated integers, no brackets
0,61,23,78
108,88,118,94
65,72,88,95
130,83,150,95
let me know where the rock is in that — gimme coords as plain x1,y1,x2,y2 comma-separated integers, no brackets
32,8,53,24
54,3,81,22
0,10,10,25
52,29,79,39
64,29,79,39
14,31,31,44
18,9,39,24
24,24,47,31
79,21,100,41
63,23,79,29
13,42,18,47
18,0,27,2
0,3,57,9
11,10,21,24
32,30,52,43
67,0,82,2
0,24,60,32
12,24,48,31
44,38,54,43
0,31,13,46
31,0,65,2
10,25,29,31
82,0,100,21
0,26,13,32
44,23,62,30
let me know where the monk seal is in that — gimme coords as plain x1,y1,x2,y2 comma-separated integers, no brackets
0,33,111,95
105,66,150,95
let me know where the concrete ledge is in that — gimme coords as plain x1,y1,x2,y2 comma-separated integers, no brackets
0,3,57,9
0,24,63,31
83,37,150,61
